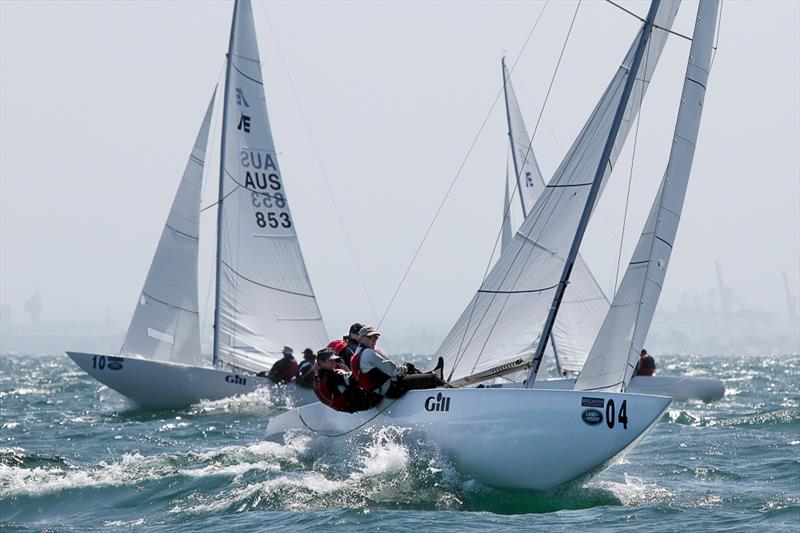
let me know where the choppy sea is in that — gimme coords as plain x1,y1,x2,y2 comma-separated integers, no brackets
0,353,798,531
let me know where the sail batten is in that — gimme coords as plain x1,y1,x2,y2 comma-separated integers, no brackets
575,0,718,392
213,0,328,372
441,1,680,385
121,92,216,366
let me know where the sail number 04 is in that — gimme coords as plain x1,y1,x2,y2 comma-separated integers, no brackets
605,399,628,429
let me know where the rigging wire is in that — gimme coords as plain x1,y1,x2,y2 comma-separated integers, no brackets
612,35,652,296
605,0,691,41
377,0,552,328
710,0,724,69
254,1,385,338
448,0,583,380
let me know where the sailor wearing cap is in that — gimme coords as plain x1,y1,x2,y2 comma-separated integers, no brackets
351,325,445,398
313,348,381,412
265,345,298,384
294,348,317,389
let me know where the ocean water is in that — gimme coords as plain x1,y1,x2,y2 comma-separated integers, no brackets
0,353,797,532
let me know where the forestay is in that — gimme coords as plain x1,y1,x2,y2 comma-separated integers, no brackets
501,63,609,374
440,1,680,386
121,93,215,366
215,0,328,372
576,0,718,392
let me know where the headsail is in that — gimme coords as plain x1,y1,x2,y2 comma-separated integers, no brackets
213,0,328,372
502,57,546,219
501,162,513,254
121,92,215,366
501,62,609,374
575,0,719,392
439,1,680,386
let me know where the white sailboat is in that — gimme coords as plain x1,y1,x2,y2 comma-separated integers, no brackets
268,0,719,490
67,0,325,409
499,57,724,402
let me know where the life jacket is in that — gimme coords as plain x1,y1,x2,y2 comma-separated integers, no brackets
327,339,347,354
637,355,656,376
350,348,388,393
314,368,355,412
268,357,298,383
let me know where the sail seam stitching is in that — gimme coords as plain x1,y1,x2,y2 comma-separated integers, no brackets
232,64,263,85
220,260,314,297
141,291,199,315
165,223,200,241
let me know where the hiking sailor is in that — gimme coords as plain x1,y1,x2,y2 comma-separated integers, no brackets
335,322,364,368
634,349,656,376
313,348,382,413
351,325,445,398
263,346,298,384
294,348,317,389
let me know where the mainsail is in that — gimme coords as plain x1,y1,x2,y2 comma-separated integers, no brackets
440,1,680,386
121,93,215,366
575,0,718,392
213,0,328,372
500,62,609,374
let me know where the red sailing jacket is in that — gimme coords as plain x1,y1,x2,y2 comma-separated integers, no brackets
350,348,388,393
314,368,355,412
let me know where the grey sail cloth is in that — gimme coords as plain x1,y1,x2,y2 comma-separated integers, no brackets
215,0,328,372
120,92,215,366
501,63,609,374
439,1,680,386
576,0,719,392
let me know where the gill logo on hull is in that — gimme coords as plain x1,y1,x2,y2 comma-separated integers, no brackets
424,392,450,412
225,374,247,386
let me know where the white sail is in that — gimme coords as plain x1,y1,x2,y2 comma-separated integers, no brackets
501,163,513,254
575,0,718,392
440,1,680,386
502,64,610,374
215,0,328,372
503,58,546,220
121,93,215,366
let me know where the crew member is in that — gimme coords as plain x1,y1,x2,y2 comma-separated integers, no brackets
335,322,363,368
351,325,445,399
635,349,656,376
313,348,382,413
294,348,317,389
265,345,298,384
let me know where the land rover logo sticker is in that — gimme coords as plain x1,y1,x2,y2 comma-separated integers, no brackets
582,408,603,426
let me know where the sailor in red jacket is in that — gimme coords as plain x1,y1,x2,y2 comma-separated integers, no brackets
333,322,364,368
635,349,656,376
265,345,298,384
313,348,381,413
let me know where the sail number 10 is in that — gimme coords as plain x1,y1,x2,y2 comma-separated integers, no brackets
605,399,628,429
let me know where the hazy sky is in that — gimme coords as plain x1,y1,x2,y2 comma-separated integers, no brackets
1,0,798,351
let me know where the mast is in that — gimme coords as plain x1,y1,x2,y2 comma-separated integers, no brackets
502,56,528,217
212,0,240,367
525,0,662,387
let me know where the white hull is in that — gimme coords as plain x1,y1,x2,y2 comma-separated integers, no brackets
66,351,317,409
528,375,725,402
266,388,671,491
